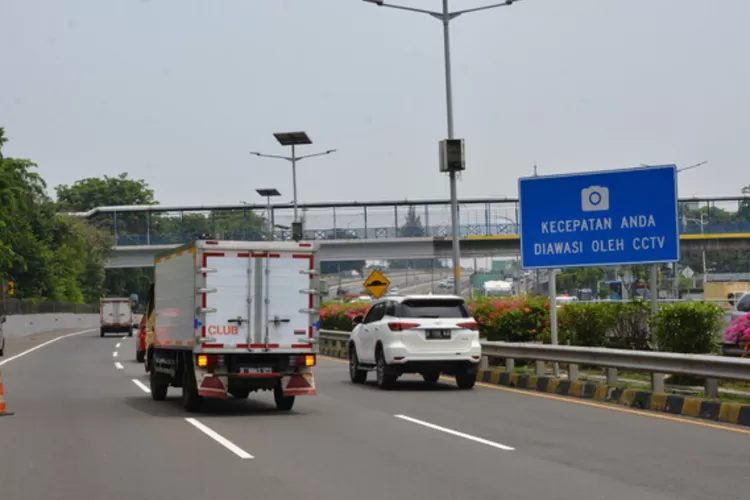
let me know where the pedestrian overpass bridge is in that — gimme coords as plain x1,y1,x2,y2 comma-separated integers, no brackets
66,195,750,268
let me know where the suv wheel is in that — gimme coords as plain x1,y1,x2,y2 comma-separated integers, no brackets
455,371,476,390
349,346,368,384
375,349,397,390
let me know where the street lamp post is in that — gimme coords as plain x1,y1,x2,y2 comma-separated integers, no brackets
256,188,282,240
250,131,336,240
683,213,709,280
363,0,523,296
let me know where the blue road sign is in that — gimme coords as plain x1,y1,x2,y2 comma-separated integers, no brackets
518,165,679,270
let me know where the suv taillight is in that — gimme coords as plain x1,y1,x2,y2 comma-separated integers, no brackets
388,322,420,331
456,321,478,331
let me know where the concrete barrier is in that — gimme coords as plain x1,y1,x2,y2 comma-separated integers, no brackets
3,314,100,338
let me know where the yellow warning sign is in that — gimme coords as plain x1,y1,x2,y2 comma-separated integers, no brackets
363,269,391,299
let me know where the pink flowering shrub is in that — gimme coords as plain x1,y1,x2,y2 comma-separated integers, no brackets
468,296,549,342
725,312,750,349
320,301,371,331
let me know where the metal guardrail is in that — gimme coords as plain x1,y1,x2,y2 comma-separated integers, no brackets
318,329,750,397
320,331,352,343
481,341,750,381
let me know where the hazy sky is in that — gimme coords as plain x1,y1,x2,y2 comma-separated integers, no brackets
2,0,748,209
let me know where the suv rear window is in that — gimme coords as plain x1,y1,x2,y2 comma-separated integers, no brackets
398,299,470,318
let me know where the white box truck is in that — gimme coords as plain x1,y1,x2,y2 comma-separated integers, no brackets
146,239,321,412
100,297,134,337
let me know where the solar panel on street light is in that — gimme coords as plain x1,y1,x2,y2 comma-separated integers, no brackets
256,188,281,198
273,131,312,146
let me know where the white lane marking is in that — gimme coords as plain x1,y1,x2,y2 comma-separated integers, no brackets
132,379,151,393
0,329,96,367
115,362,124,370
115,342,121,348
185,418,255,460
395,414,515,451
121,336,127,340
113,351,118,358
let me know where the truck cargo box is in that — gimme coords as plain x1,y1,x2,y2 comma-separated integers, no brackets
148,239,321,412
153,240,319,353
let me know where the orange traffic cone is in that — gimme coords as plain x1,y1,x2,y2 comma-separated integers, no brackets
0,368,13,416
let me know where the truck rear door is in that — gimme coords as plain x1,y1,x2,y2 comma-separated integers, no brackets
202,251,254,349
101,301,125,326
259,251,316,349
101,301,113,325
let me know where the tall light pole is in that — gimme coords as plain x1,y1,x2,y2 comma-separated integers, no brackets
363,0,524,296
256,188,281,240
250,131,336,240
683,213,708,280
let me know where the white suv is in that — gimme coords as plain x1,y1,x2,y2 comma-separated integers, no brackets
347,294,481,390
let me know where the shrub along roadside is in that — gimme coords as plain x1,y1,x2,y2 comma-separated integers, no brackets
650,301,724,354
319,298,724,355
467,296,549,342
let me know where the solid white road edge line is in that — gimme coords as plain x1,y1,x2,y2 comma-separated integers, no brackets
132,379,151,393
185,418,255,460
0,329,96,367
395,414,515,451
115,362,124,370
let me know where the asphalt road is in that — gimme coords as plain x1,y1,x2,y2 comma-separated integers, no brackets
2,330,749,500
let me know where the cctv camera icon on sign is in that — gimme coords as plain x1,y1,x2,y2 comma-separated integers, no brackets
581,186,609,212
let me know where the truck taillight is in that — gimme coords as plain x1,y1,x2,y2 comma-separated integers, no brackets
197,354,222,368
456,321,479,331
387,322,420,331
291,354,316,367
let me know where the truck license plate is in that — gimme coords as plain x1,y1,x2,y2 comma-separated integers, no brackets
239,366,274,374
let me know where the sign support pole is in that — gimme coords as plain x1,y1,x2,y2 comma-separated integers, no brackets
650,263,659,342
548,269,559,377
649,264,658,314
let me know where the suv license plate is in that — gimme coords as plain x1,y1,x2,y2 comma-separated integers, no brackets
426,330,451,340
239,366,274,374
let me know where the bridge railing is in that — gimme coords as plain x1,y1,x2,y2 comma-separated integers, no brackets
81,196,750,246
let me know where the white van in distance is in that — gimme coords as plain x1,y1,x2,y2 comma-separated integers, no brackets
100,297,134,337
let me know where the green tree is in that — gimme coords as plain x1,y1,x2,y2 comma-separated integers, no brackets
389,206,443,270
56,173,156,212
558,267,605,293
55,173,158,302
399,206,425,237
1,128,110,303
